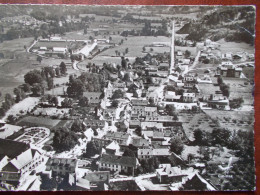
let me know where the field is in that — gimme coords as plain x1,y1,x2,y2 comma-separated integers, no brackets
32,41,68,49
204,109,254,132
179,111,218,141
16,116,61,129
216,39,254,54
223,77,254,105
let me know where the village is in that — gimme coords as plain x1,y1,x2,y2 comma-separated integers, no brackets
0,5,255,191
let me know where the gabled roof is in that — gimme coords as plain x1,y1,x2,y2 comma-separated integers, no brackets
106,141,120,151
100,154,137,167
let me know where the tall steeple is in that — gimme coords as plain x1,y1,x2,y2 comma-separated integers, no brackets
170,21,175,75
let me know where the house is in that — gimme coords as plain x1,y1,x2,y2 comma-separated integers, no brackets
141,122,164,131
129,120,141,128
104,132,131,146
102,108,117,121
105,141,121,156
83,92,102,105
131,99,148,106
84,119,106,129
132,137,150,148
207,94,229,109
164,91,182,102
53,47,67,54
45,158,78,177
182,93,196,103
137,147,170,160
93,137,112,149
0,139,44,186
156,164,188,183
217,62,242,78
99,154,139,176
76,171,110,191
177,173,217,191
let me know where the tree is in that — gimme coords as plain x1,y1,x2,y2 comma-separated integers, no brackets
122,73,130,81
123,147,136,157
7,115,16,124
142,46,146,52
61,97,72,108
170,137,184,155
60,62,67,75
53,127,79,152
85,141,99,158
111,100,119,108
31,83,44,96
40,174,58,190
78,96,89,107
121,57,127,70
165,104,177,117
125,48,129,54
24,70,43,85
150,48,154,52
111,89,125,99
135,126,142,136
37,56,43,63
71,119,85,133
184,50,191,58
47,77,54,90
55,67,60,77
229,97,244,109
217,76,223,85
50,96,59,107
194,129,204,145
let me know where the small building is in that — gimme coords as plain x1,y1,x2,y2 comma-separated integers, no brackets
131,99,148,106
132,137,150,148
83,92,102,105
182,93,196,103
99,154,139,176
156,164,188,184
45,158,78,177
164,91,181,102
217,62,242,78
137,148,170,160
83,119,106,129
104,132,131,146
0,139,44,187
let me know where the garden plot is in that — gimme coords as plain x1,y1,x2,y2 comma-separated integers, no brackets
15,127,50,147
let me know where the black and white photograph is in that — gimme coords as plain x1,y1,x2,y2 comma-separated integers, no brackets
0,4,255,191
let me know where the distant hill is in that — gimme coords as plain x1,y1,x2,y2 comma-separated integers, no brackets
177,6,255,45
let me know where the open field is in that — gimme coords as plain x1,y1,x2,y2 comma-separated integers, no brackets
16,116,61,129
216,39,254,54
0,37,34,53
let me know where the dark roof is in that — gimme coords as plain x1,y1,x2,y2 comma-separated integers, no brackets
132,138,150,147
100,154,137,167
0,139,30,159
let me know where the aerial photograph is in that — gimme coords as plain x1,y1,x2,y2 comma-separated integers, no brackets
0,5,255,191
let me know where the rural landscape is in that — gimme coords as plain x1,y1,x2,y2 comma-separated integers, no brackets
0,5,255,191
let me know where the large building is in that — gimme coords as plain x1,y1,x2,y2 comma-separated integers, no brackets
0,139,44,187
217,62,242,78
